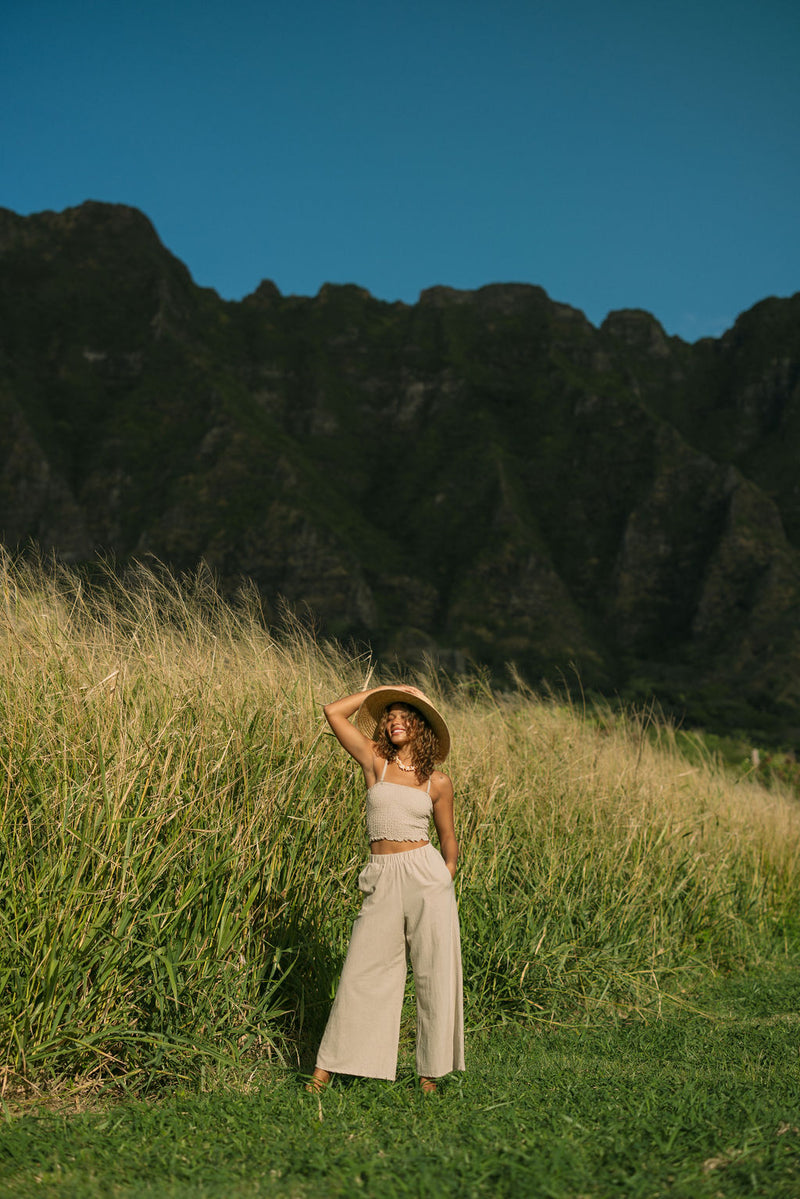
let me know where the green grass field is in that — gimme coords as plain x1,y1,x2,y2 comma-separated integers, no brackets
1,556,799,1196
2,966,799,1198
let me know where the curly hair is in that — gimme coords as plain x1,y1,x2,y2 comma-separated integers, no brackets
374,703,438,782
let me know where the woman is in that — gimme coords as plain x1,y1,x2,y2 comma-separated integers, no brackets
308,684,464,1094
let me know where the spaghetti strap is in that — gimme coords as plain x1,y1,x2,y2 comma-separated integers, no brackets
426,775,431,795
380,758,389,781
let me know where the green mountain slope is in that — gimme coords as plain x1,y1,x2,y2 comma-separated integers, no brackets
1,201,799,736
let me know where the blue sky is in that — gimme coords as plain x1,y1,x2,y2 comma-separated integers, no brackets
4,0,798,340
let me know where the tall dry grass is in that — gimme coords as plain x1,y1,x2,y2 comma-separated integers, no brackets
1,554,798,1091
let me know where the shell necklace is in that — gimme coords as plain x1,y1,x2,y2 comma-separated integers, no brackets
395,756,416,773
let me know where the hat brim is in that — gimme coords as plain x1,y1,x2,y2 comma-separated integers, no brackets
356,687,451,762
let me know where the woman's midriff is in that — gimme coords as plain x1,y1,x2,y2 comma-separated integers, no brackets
369,838,429,855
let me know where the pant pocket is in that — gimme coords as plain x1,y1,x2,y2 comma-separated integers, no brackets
357,862,380,895
431,851,453,884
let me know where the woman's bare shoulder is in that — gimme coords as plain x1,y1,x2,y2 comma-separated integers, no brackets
364,743,386,785
430,770,453,801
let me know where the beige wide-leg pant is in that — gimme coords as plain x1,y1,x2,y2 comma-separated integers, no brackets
316,841,465,1080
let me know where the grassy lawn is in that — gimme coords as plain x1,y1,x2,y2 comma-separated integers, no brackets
2,966,798,1199
2,561,799,1196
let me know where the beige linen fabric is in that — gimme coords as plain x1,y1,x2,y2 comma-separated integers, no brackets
316,842,465,1080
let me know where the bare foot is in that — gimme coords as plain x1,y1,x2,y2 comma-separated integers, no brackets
305,1067,331,1093
419,1076,437,1094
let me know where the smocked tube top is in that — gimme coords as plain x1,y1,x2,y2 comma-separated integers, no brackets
366,780,433,843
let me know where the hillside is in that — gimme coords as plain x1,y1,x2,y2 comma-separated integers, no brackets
1,201,799,737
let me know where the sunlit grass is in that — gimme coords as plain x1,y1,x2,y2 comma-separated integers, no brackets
1,552,798,1094
3,968,800,1198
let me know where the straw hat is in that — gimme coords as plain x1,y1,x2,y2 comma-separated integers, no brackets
356,687,451,762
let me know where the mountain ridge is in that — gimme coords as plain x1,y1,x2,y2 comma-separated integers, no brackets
2,201,799,737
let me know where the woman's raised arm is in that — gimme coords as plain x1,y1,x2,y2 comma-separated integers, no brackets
323,688,383,778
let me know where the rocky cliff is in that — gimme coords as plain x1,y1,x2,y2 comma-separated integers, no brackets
2,201,799,737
